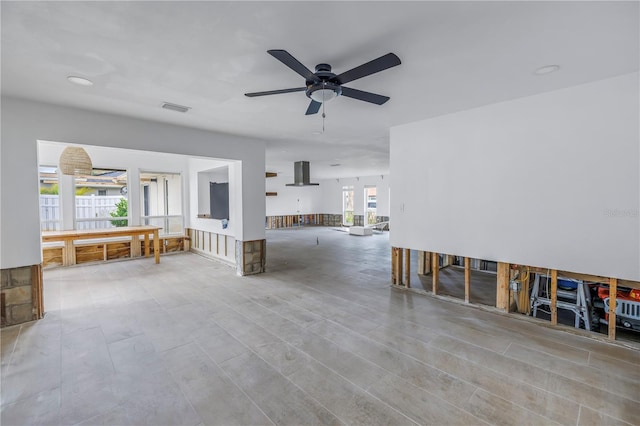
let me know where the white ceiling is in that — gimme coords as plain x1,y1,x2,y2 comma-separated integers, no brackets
2,1,638,178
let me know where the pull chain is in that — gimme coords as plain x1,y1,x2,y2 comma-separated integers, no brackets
321,82,326,133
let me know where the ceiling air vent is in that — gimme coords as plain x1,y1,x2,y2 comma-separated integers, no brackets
161,102,191,113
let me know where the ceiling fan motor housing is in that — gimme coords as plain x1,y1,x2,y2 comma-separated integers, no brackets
306,64,342,101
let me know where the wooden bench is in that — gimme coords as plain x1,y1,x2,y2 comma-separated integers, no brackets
42,226,161,266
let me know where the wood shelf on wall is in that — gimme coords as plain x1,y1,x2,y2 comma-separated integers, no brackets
266,192,278,197
266,172,277,178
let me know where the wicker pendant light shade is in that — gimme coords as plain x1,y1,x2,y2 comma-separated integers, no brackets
59,147,93,175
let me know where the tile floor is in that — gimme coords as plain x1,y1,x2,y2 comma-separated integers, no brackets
1,227,639,425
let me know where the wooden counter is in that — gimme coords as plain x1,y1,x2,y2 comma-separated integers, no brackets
42,226,161,266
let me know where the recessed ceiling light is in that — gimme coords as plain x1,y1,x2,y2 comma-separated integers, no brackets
534,65,560,76
67,76,93,86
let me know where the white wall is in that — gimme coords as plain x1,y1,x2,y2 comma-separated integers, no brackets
1,97,266,269
265,175,322,216
390,73,639,281
318,175,390,217
197,164,229,216
190,159,239,236
265,174,390,217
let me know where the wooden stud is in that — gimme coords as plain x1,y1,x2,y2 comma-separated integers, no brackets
550,269,558,325
417,251,425,275
397,248,403,286
391,247,398,284
608,277,617,340
404,248,410,288
431,252,439,294
31,264,37,319
446,254,454,267
31,264,44,320
517,267,531,314
424,251,431,274
417,251,432,275
496,262,510,311
242,241,246,273
464,257,471,303
391,247,403,285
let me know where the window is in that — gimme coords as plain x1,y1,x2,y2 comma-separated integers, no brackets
75,168,128,229
140,172,183,235
342,186,354,226
39,166,61,231
364,186,377,225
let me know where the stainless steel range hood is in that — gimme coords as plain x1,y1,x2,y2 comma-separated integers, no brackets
286,161,319,186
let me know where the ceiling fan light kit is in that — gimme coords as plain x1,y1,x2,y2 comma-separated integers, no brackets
245,49,401,116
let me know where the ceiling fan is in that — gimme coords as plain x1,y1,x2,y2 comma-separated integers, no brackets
245,50,401,115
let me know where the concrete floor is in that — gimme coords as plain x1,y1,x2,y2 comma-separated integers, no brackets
1,227,639,425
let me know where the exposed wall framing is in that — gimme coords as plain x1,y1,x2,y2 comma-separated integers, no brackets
390,247,640,342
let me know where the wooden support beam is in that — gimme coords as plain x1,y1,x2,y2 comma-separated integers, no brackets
550,269,558,325
608,277,617,340
496,262,510,311
431,252,439,294
404,248,410,288
391,247,403,285
464,257,471,303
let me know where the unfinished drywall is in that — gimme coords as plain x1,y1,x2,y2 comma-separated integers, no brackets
1,97,265,269
390,73,639,281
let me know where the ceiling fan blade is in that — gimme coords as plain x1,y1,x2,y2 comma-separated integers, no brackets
305,100,321,115
340,87,390,105
336,53,401,85
268,50,317,81
245,87,306,97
